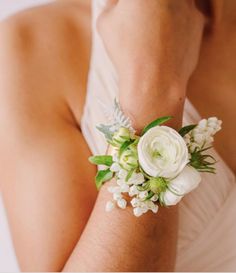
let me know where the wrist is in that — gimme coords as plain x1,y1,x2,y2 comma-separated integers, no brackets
118,61,187,96
119,76,186,132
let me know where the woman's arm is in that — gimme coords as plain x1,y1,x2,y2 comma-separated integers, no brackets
63,181,178,272
64,1,207,271
98,0,206,130
0,4,97,271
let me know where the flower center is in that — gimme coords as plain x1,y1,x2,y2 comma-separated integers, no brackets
152,150,162,158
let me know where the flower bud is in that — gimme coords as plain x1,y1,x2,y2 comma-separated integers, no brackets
149,177,167,194
112,127,131,147
119,149,138,171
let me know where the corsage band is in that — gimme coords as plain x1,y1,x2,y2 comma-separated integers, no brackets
89,100,222,217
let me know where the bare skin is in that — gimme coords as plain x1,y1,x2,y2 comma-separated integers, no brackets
0,0,235,271
0,0,97,271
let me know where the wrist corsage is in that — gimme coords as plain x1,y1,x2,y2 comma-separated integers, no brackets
89,100,222,217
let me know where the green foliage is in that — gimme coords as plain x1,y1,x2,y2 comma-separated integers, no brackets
96,124,114,141
95,169,113,190
119,140,134,157
189,146,217,173
141,116,173,135
89,155,113,166
145,191,155,201
149,177,167,194
125,168,135,182
179,124,197,137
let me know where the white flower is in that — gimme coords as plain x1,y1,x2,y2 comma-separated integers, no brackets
161,190,182,206
129,185,139,196
105,201,115,212
131,197,141,207
119,149,138,171
133,207,144,217
151,205,159,213
187,117,222,152
131,198,159,216
151,194,159,202
120,183,130,193
112,127,131,147
208,117,222,132
117,198,127,209
112,152,119,163
110,162,121,172
127,172,145,185
138,126,189,179
162,165,201,206
138,191,149,199
113,192,122,201
118,169,128,180
108,186,121,194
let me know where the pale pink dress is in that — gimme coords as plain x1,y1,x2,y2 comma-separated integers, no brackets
81,0,236,271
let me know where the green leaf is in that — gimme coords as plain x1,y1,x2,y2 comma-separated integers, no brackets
159,193,167,207
89,155,113,166
145,191,154,201
95,169,113,190
141,116,173,135
137,182,150,191
119,140,134,157
96,124,114,140
179,124,197,137
125,168,135,182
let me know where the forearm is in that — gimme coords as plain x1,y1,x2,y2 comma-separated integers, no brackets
63,1,207,271
63,180,178,272
114,0,206,131
119,78,185,132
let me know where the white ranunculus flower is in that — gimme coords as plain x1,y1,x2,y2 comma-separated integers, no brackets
162,165,202,206
161,190,182,206
138,126,189,178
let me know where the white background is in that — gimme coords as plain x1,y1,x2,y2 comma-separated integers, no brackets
0,0,52,20
0,1,52,272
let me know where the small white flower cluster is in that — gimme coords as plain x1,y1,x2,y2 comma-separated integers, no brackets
184,117,222,152
105,156,159,217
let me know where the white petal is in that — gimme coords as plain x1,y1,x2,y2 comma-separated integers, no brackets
140,206,149,214
117,179,125,186
133,207,143,217
151,194,159,202
110,163,121,172
169,165,202,195
120,183,130,193
198,119,207,129
108,186,121,194
117,198,127,209
162,190,183,206
145,200,156,210
128,172,145,185
151,205,159,213
139,191,149,199
131,198,140,207
129,185,139,197
113,192,122,201
105,201,115,212
112,153,119,162
118,169,128,180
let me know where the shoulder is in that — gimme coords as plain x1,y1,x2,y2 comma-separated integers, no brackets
0,1,85,127
0,0,91,122
0,0,91,128
0,0,91,68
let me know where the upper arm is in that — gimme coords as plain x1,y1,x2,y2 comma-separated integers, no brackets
0,15,96,272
